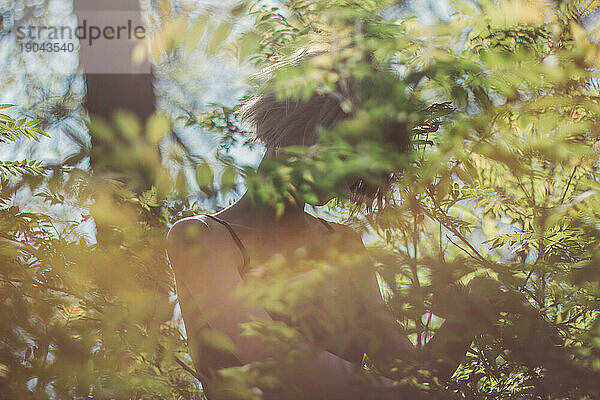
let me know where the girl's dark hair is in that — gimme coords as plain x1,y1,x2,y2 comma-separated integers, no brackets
238,47,411,210
237,48,349,150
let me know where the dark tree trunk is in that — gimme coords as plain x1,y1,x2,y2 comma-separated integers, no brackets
73,0,158,243
74,0,156,182
74,0,155,122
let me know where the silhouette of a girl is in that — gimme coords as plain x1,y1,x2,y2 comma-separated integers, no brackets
167,49,528,399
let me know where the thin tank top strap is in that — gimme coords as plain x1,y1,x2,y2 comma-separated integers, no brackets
204,214,250,276
316,217,335,233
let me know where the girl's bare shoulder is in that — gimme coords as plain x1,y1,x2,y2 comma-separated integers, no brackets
167,214,244,261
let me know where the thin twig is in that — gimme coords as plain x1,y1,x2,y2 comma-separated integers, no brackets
422,206,488,265
445,234,478,260
523,268,535,289
175,356,204,382
515,176,535,207
560,166,578,204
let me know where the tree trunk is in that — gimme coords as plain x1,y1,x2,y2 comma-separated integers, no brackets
74,0,155,123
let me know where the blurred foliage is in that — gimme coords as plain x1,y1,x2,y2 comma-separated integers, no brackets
0,108,201,398
3,0,600,399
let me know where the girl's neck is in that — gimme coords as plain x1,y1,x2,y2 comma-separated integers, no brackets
216,192,308,233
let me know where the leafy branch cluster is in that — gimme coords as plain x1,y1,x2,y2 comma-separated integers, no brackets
0,105,48,178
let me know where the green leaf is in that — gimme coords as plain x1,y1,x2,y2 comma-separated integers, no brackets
185,14,209,54
113,110,142,140
206,22,233,55
237,31,261,62
23,119,41,128
200,329,237,353
146,113,170,144
195,164,214,189
220,166,237,191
